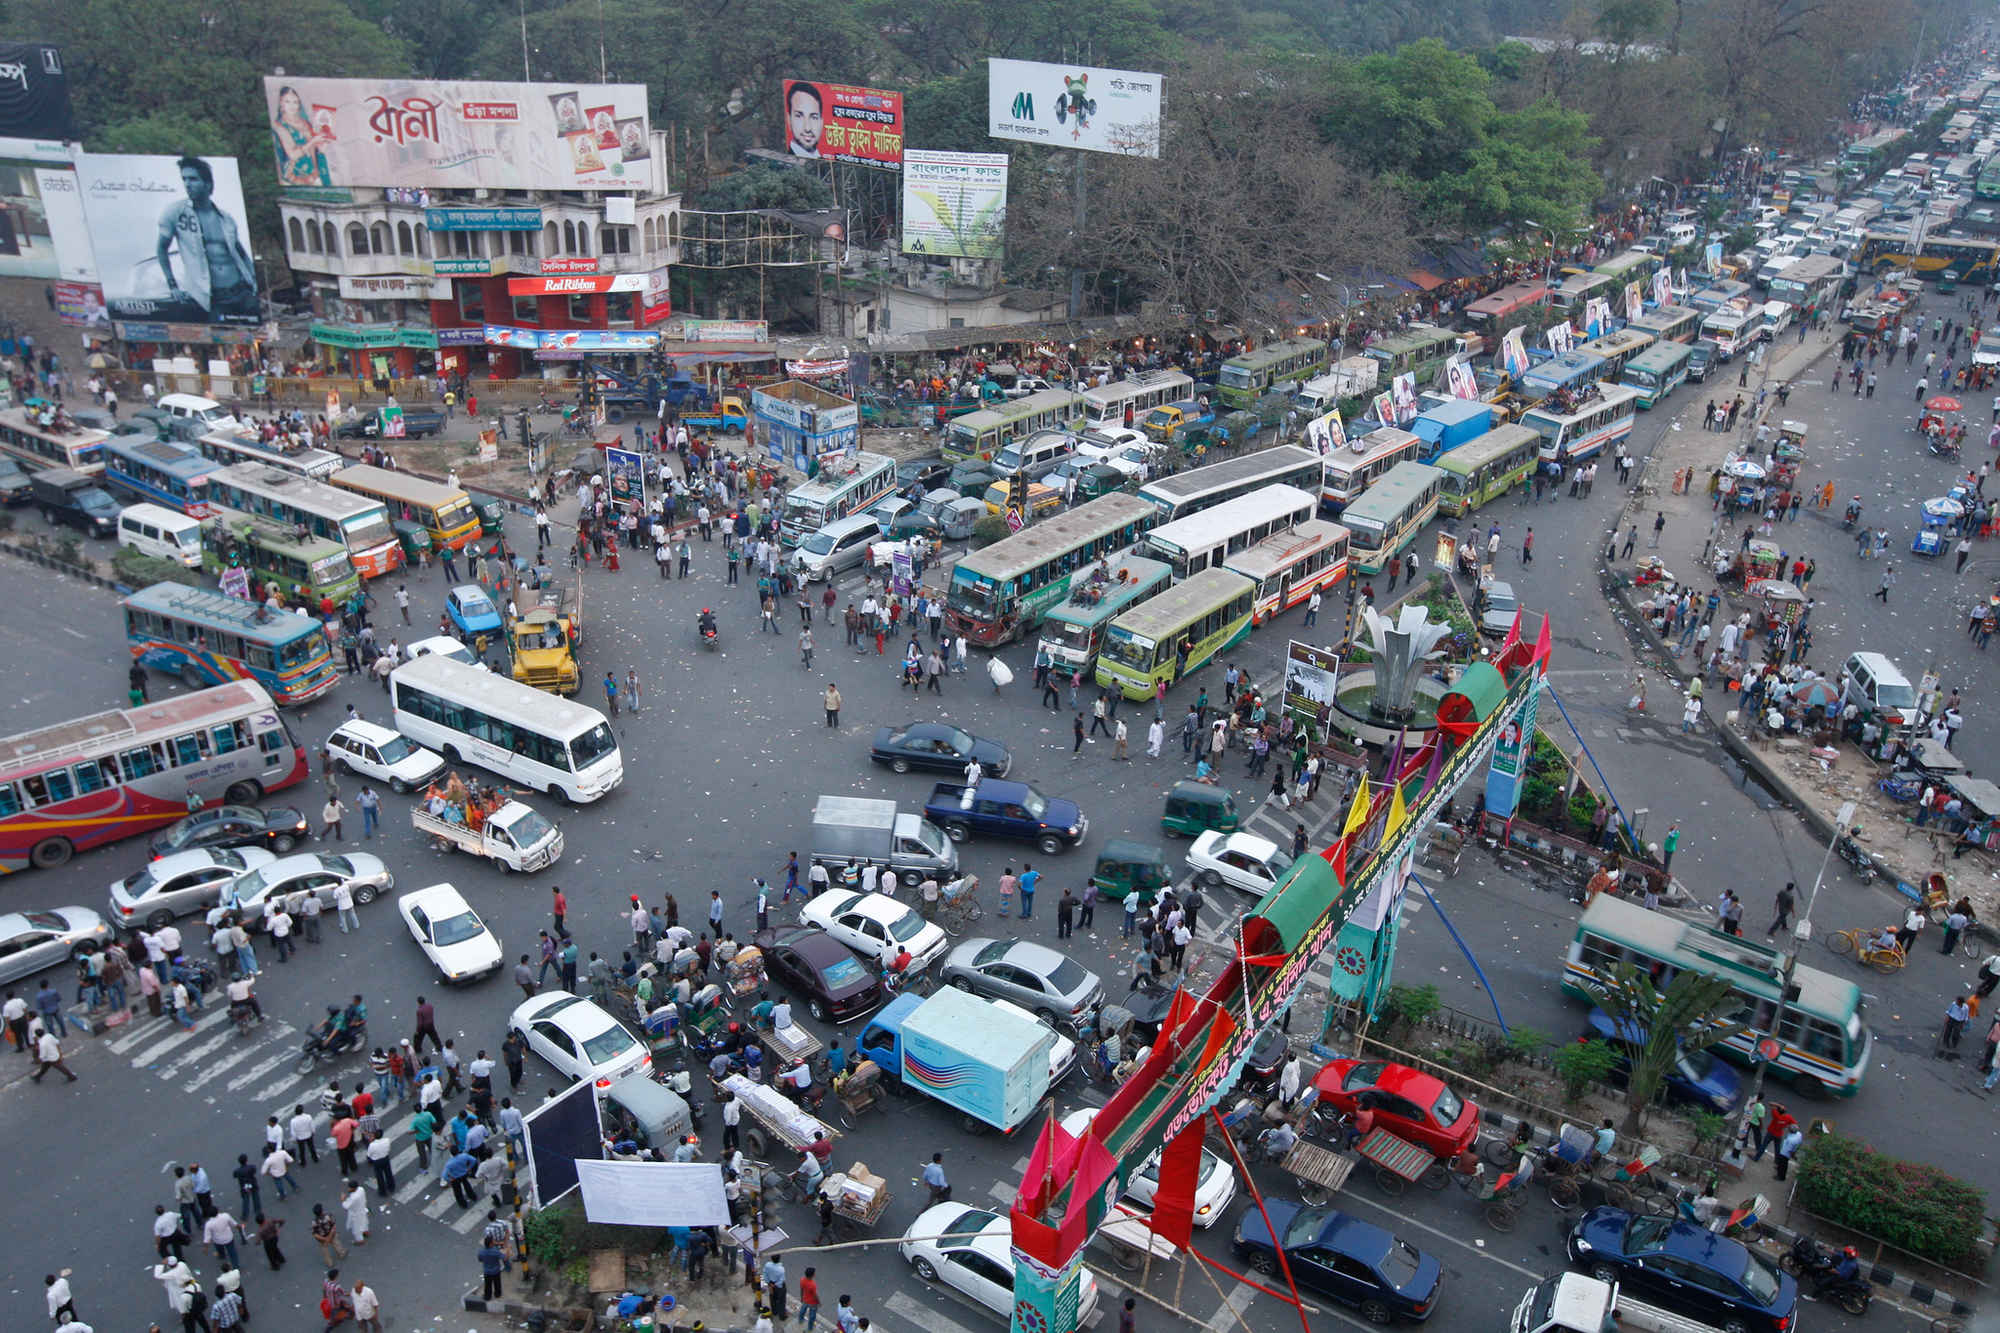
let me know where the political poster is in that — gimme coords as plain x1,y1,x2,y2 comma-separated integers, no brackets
1545,321,1575,355
604,446,645,511
902,150,1007,259
988,58,1162,157
1304,408,1346,455
1389,372,1419,425
262,77,652,191
781,79,903,168
1626,281,1646,320
1499,326,1530,378
74,154,259,327
1444,358,1479,401
1650,269,1673,305
1583,297,1611,339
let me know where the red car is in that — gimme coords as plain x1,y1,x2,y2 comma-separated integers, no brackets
1310,1060,1479,1159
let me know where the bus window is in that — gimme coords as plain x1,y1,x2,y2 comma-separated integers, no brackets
258,727,287,756
121,748,158,781
20,774,47,808
1578,931,1625,973
43,769,73,803
72,761,108,794
0,783,16,816
174,734,203,767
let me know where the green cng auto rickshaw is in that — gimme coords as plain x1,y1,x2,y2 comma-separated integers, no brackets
1088,838,1172,902
1161,780,1241,837
391,518,434,564
469,494,508,537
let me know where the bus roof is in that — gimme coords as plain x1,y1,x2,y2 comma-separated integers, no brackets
1630,304,1699,331
1364,325,1457,356
1465,282,1548,317
1145,484,1318,551
124,582,325,640
1225,519,1347,580
333,464,468,507
786,451,892,502
1624,342,1693,373
954,389,1085,429
392,652,609,740
1521,351,1606,387
1082,370,1191,403
1577,895,1860,1014
212,462,384,515
1579,328,1652,352
106,434,217,479
1344,462,1444,520
1433,423,1539,475
1226,337,1327,370
1040,556,1171,626
1140,445,1322,505
951,493,1156,584
1325,428,1420,475
215,511,348,557
1112,567,1256,640
0,407,111,444
0,680,275,771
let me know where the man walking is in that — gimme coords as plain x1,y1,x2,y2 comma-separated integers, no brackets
922,1152,950,1205
1521,527,1534,564
31,1026,75,1082
1767,882,1796,938
823,682,841,728
1875,561,1897,602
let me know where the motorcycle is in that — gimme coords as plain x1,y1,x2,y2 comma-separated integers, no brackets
661,1066,705,1130
1928,436,1963,460
1779,1234,1872,1315
699,616,719,650
229,998,260,1036
1841,500,1863,531
295,1016,367,1073
1837,828,1878,881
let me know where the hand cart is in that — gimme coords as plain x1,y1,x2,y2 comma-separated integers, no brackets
816,1171,892,1240
724,946,766,1003
715,1072,838,1160
1354,1127,1448,1195
1279,1139,1357,1206
766,1019,824,1067
832,1059,885,1126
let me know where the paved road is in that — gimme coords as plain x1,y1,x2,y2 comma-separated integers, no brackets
0,364,1975,1331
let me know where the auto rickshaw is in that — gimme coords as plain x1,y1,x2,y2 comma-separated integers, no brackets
1161,779,1241,838
1775,420,1808,462
947,459,1000,498
469,493,508,537
1088,838,1172,903
391,518,434,564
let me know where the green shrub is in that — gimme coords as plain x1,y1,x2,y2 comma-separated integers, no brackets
1552,1037,1620,1103
1687,1111,1729,1156
113,545,203,589
970,515,1009,548
522,1208,575,1268
51,534,83,568
1794,1133,1987,1268
1503,1025,1553,1063
1381,983,1441,1028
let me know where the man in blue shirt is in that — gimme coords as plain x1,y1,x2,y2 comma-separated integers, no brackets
1018,865,1040,920
444,1150,480,1207
922,1152,950,1205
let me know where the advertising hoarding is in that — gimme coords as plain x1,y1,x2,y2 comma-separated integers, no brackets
507,273,648,296
0,45,72,141
781,80,903,168
75,153,259,327
902,150,1007,259
988,59,1162,157
639,267,670,324
262,77,652,192
483,325,658,351
423,207,541,231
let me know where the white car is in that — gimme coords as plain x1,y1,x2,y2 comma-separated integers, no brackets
1060,1108,1237,1227
397,883,503,984
1082,425,1152,453
798,889,948,972
327,719,447,794
1086,442,1159,482
509,990,651,1086
220,852,394,927
1186,830,1296,897
1002,375,1056,399
865,536,925,570
405,636,481,666
902,1202,1099,1324
108,846,276,930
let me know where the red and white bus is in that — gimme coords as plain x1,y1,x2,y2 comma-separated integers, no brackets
0,681,308,871
1462,282,1549,333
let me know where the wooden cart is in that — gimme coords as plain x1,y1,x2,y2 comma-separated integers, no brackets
766,1019,823,1067
1355,1127,1447,1195
715,1072,838,1159
833,1059,885,1125
1280,1139,1357,1206
817,1170,892,1239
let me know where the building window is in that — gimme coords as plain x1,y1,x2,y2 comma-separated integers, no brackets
949,317,964,328
452,232,472,257
370,221,391,254
568,293,592,322
642,217,658,252
601,225,631,255
322,221,338,255
396,221,414,255
413,224,428,257
606,292,633,324
346,222,367,255
545,221,559,255
509,230,530,255
307,220,323,254
458,285,484,321
562,220,575,253
287,217,306,253
667,212,680,247
512,294,538,322
576,222,590,256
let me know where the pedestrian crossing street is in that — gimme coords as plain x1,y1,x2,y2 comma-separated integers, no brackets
108,1006,502,1238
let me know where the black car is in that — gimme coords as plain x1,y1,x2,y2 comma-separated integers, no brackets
755,926,885,1023
1567,1209,1797,1333
148,804,310,859
896,458,951,494
0,457,31,505
870,723,1012,776
1233,1202,1443,1324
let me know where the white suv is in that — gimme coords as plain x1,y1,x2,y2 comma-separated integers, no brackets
327,719,447,793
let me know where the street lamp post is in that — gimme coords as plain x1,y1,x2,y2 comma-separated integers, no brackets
1523,220,1559,289
1724,800,1856,1167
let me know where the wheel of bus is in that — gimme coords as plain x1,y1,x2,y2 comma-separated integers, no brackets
1825,929,1858,957
29,836,72,869
224,781,262,805
180,662,204,690
547,784,574,807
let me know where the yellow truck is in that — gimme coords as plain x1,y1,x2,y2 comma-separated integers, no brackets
506,579,583,695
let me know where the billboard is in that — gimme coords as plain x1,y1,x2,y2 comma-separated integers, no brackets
75,154,259,327
902,150,1007,259
781,80,903,168
483,325,657,352
261,77,652,192
0,45,72,141
0,138,81,281
988,59,1162,157
507,273,649,296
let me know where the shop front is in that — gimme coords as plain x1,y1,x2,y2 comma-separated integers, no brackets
752,379,859,473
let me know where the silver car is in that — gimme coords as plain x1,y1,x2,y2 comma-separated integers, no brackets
219,853,394,930
939,937,1102,1029
108,847,278,930
0,907,110,985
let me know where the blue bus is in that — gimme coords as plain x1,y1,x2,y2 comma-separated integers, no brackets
122,583,339,705
1517,351,1607,404
102,435,220,517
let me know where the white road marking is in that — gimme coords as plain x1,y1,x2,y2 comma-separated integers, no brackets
129,1007,231,1065
223,1049,297,1093
885,1290,998,1333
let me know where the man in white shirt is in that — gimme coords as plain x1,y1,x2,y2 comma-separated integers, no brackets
260,1144,296,1199
32,1027,75,1081
288,1106,320,1163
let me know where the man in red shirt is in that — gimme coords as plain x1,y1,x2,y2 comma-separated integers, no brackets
350,1082,374,1119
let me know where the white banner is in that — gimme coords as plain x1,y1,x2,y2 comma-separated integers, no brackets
262,77,652,192
902,150,1008,259
988,59,1162,157
339,274,451,300
576,1160,730,1226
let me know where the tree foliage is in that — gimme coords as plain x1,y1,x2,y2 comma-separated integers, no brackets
1589,962,1746,1134
1796,1133,1986,1266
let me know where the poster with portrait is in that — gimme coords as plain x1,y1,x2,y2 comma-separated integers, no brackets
1625,281,1646,321
1303,408,1346,455
1650,269,1673,306
74,153,259,327
781,79,903,168
1389,372,1418,426
1544,321,1574,355
1498,326,1529,378
604,446,645,512
1371,392,1395,428
262,77,652,192
1444,357,1479,401
1582,297,1610,339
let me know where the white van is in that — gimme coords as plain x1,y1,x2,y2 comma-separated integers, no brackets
991,428,1076,480
1839,651,1918,725
116,502,204,568
156,393,238,432
1665,221,1699,247
791,513,880,582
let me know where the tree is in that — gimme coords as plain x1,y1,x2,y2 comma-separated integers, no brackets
1589,962,1747,1134
904,71,992,155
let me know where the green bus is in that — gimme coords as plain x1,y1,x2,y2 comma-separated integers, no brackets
1217,338,1329,409
1095,567,1256,701
941,389,1087,464
1360,325,1461,387
1619,342,1695,409
1341,462,1444,575
944,493,1157,647
1434,424,1539,517
204,513,362,608
1563,895,1870,1097
1591,249,1664,286
1032,555,1172,678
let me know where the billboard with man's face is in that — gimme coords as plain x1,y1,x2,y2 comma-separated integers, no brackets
75,153,259,327
782,80,903,168
261,77,652,191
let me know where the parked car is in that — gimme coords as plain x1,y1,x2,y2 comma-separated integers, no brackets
1186,830,1295,896
797,889,948,972
1566,1209,1797,1333
0,457,32,504
445,583,504,639
1061,1107,1237,1227
0,907,109,984
1476,582,1521,637
221,852,394,925
326,720,447,794
1580,1009,1744,1113
870,723,1011,776
902,1203,1100,1324
1233,1202,1443,1324
938,937,1102,1028
149,805,309,858
397,882,504,984
755,925,884,1023
1308,1059,1479,1159
508,990,651,1086
109,847,277,929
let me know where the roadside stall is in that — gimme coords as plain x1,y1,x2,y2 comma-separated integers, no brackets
1914,497,1964,557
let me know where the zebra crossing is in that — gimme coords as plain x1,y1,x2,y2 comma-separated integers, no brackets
109,1007,502,1237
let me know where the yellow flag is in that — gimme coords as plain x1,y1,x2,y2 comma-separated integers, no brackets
1384,776,1408,838
1342,776,1371,836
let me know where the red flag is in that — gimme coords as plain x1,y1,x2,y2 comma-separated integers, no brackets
1496,609,1522,663
1531,612,1553,669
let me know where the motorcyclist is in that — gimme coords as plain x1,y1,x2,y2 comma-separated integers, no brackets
226,975,262,1024
1843,497,1862,527
331,994,368,1053
1833,1246,1861,1285
699,608,717,640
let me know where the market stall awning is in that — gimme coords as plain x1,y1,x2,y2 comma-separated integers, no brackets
1406,270,1446,291
863,313,1150,355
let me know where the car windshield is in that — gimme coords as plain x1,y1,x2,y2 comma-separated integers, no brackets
1430,1083,1464,1125
25,911,68,930
1021,789,1048,819
1382,1237,1424,1288
229,867,273,898
885,910,928,943
943,1209,998,1243
459,591,495,617
1048,957,1091,994
506,809,555,845
800,531,837,555
570,723,618,769
433,910,486,945
821,956,866,989
377,735,421,763
580,1022,638,1065
1624,1215,1675,1253
323,856,356,876
973,941,1012,966
1740,1252,1782,1304
1280,1206,1328,1248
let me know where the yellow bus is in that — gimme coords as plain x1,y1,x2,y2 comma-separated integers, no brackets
1095,568,1256,701
332,465,481,553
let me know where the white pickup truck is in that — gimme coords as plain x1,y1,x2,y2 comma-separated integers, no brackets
411,801,564,873
1512,1273,1732,1333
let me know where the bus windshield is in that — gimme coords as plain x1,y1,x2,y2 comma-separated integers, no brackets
949,574,1001,618
342,512,395,550
570,723,619,769
1101,632,1155,670
1043,620,1096,654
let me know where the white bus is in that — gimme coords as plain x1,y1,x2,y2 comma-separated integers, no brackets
1081,370,1194,430
1224,519,1349,624
1320,428,1422,515
778,451,896,547
196,428,345,480
0,408,110,475
390,653,623,804
1139,484,1319,580
1700,305,1762,358
1519,383,1641,465
1138,446,1325,523
204,462,404,579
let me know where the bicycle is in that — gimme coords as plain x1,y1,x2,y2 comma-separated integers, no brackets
1824,928,1908,973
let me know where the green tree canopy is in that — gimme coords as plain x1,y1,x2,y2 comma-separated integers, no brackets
1590,962,1747,1134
